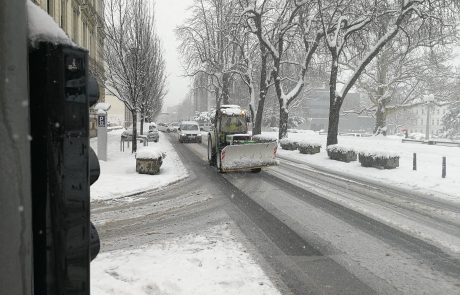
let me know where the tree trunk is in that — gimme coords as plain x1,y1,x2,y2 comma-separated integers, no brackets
327,52,341,146
374,52,388,135
253,50,268,136
140,116,144,135
222,73,230,105
132,111,137,153
278,107,289,139
374,103,387,135
253,95,265,135
327,103,340,146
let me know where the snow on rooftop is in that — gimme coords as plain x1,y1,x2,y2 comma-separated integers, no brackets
27,0,75,48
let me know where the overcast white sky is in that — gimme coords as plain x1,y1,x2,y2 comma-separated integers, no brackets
155,0,194,108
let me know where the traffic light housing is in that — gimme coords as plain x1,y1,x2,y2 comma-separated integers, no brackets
29,42,100,295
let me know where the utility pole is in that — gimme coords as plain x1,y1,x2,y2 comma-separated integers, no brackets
0,1,33,294
424,94,434,141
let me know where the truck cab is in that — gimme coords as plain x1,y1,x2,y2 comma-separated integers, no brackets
208,105,277,173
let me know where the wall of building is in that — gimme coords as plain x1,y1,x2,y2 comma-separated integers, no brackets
32,0,105,136
104,95,125,127
404,104,448,135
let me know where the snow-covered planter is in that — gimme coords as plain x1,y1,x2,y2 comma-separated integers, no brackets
297,141,322,155
326,145,357,163
135,148,166,175
358,150,399,169
252,134,277,143
279,138,298,150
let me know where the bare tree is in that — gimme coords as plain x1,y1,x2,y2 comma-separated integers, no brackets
104,0,165,152
244,0,322,139
318,0,459,146
177,0,245,107
139,38,167,134
344,4,459,135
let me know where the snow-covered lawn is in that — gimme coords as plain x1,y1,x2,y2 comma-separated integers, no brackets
90,130,188,201
266,131,460,203
91,224,280,295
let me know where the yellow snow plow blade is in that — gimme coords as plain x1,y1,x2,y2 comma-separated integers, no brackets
220,142,278,172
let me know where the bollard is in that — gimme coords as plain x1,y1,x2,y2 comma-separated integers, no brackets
442,157,446,178
413,153,417,171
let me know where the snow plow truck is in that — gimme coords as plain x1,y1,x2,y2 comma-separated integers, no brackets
207,105,278,173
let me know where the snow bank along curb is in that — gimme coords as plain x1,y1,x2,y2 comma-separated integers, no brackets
91,224,281,295
270,131,459,202
90,131,188,201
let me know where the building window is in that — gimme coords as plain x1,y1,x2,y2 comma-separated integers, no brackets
60,0,67,30
47,0,54,16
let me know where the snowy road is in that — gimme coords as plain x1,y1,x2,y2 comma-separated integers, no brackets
91,134,460,295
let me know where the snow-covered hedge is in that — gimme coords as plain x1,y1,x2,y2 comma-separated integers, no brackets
358,150,400,169
326,144,357,162
252,134,278,143
279,138,298,150
135,148,166,175
297,141,322,155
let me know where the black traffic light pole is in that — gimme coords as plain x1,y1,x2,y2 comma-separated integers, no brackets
0,1,33,294
29,42,100,295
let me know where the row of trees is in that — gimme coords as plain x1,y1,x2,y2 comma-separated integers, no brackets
104,0,167,152
178,0,459,144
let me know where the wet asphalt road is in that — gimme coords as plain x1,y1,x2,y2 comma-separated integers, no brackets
92,136,460,295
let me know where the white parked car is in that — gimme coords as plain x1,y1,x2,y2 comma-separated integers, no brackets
157,122,168,132
178,121,202,143
167,122,180,133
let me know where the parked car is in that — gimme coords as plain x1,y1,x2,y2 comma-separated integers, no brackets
199,122,213,132
121,128,157,143
178,121,202,143
167,122,180,133
147,124,159,142
121,128,135,141
158,122,168,132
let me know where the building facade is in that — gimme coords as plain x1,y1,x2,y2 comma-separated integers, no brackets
403,104,448,135
32,0,105,135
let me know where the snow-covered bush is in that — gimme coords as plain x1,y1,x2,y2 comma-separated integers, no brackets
358,150,399,169
253,134,278,143
288,116,305,128
279,138,298,150
297,141,322,155
326,145,357,162
135,148,166,175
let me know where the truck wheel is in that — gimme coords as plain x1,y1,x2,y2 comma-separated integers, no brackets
216,155,225,173
208,137,216,166
251,168,262,173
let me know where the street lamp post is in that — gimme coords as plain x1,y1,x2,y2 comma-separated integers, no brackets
424,94,435,141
